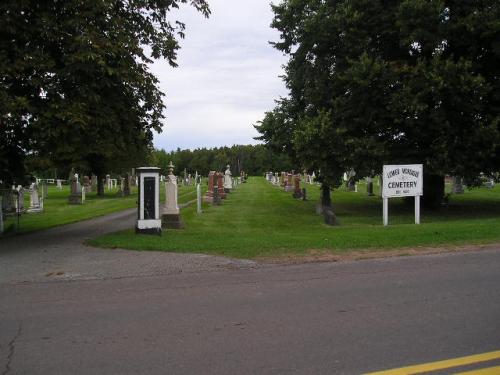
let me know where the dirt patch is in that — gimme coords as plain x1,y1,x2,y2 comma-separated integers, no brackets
257,243,500,265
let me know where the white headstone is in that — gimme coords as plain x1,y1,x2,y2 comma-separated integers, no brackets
27,182,43,212
197,183,202,214
29,183,40,208
224,165,233,190
15,186,24,213
164,174,179,215
57,179,62,189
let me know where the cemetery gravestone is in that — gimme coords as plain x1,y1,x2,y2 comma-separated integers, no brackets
217,172,226,199
224,165,232,193
293,175,303,198
452,176,464,194
367,176,374,196
57,179,62,190
285,174,294,192
123,174,131,196
68,176,83,205
213,181,221,205
2,190,13,213
204,171,216,203
347,169,356,191
15,187,24,213
136,167,161,235
83,176,91,190
162,162,183,229
197,183,202,214
130,169,136,187
27,183,43,212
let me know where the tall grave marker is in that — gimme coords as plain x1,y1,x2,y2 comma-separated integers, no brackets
224,165,232,193
162,162,182,229
136,167,161,235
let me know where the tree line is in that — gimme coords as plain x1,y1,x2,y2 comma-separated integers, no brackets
150,145,293,177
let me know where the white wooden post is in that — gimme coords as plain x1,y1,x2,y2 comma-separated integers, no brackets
415,195,420,224
197,183,202,214
383,197,388,226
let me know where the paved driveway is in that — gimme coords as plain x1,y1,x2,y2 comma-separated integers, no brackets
0,209,255,285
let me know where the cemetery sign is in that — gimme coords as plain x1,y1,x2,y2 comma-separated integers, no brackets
382,164,423,226
382,164,423,198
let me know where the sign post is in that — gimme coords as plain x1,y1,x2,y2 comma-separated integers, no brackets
382,164,423,226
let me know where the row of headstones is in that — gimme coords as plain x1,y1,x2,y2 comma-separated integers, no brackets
135,164,241,234
266,171,317,186
67,173,138,205
164,170,199,186
0,183,44,234
0,182,45,215
204,166,244,205
268,170,474,197
266,171,307,199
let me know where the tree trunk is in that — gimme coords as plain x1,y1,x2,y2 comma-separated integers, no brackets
422,174,445,209
97,173,105,196
320,184,339,226
321,184,332,208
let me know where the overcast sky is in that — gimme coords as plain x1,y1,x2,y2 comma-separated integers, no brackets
149,0,288,152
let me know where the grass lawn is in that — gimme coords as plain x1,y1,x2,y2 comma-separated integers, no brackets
88,177,500,259
1,182,200,236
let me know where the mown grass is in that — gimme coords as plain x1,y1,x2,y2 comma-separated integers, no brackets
1,182,200,236
88,177,500,258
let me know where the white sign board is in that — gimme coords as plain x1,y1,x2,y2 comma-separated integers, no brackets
382,164,423,226
382,164,423,198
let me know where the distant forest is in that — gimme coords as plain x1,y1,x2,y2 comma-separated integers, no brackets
150,144,294,176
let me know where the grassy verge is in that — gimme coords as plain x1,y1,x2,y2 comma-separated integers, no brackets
88,177,500,259
1,183,199,236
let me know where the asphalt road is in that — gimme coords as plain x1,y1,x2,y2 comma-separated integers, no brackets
1,213,500,374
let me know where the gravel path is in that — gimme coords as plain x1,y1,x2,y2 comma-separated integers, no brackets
0,208,256,285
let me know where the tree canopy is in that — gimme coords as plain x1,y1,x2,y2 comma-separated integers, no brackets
0,0,209,190
256,0,500,207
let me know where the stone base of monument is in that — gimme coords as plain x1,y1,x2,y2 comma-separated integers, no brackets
293,191,303,199
68,194,82,205
284,186,294,192
135,220,162,235
161,214,183,229
135,226,162,235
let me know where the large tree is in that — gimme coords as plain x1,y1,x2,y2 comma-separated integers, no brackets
256,0,500,209
0,0,209,192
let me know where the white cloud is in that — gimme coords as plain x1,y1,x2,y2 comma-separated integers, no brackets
151,0,288,151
